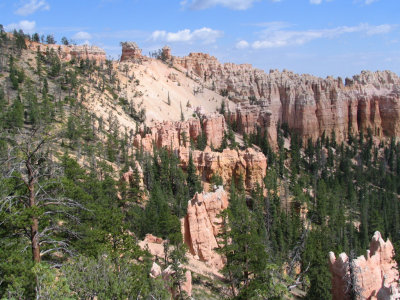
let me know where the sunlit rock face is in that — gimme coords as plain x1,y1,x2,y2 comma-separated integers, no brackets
181,186,228,270
175,52,400,146
329,231,399,300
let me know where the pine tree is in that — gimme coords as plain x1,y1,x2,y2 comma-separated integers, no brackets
187,151,201,198
6,95,24,128
217,181,286,299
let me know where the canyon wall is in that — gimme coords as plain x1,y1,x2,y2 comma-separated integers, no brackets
179,146,267,190
174,53,400,145
329,231,399,300
133,113,225,152
133,114,267,190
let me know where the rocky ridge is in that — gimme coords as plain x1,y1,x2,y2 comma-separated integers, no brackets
27,41,106,64
133,114,267,190
329,231,399,300
174,52,400,145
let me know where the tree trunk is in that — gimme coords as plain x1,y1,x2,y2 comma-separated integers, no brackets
27,159,41,263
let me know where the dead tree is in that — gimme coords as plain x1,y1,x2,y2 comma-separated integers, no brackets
0,127,84,263
344,250,364,299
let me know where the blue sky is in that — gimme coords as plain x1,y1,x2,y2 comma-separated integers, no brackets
1,0,399,77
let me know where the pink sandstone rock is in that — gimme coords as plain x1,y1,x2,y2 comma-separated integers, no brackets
138,234,165,258
162,265,192,297
27,41,106,64
173,51,400,146
120,161,145,188
133,113,226,151
179,146,267,190
120,42,143,62
150,262,162,278
139,235,192,297
182,186,228,270
162,46,172,61
329,231,399,300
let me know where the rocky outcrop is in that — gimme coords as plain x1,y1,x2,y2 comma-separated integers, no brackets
27,41,106,63
120,42,142,62
182,186,228,270
120,161,146,201
162,265,192,298
133,113,226,152
179,146,267,190
329,231,399,300
133,113,266,190
174,52,400,145
139,235,192,297
162,46,172,61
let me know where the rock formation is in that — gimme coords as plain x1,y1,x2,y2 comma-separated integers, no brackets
174,52,400,145
162,46,172,61
133,113,266,190
27,41,106,63
182,186,228,270
179,146,267,190
120,42,143,62
162,265,192,298
329,231,399,300
133,113,226,152
120,161,146,201
139,235,192,297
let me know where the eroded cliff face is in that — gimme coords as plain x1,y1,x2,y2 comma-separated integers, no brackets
133,114,266,190
120,42,143,62
27,41,106,64
133,113,225,152
329,231,399,300
174,53,400,146
182,186,228,270
179,146,267,190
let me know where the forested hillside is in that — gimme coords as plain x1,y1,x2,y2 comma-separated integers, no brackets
0,28,399,299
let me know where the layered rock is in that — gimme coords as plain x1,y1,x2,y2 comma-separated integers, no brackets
120,42,142,62
27,41,106,64
179,146,267,190
182,186,228,270
174,52,400,144
329,231,399,300
133,113,226,152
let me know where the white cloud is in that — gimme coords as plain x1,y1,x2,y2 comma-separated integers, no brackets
251,23,396,49
150,27,223,44
181,0,260,10
309,0,335,4
365,0,379,4
72,31,92,40
15,0,50,16
236,40,249,49
5,20,36,33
